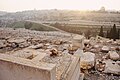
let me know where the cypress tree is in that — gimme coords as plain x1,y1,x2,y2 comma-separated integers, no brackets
106,30,109,38
117,29,120,39
24,22,33,29
109,28,113,39
112,24,117,41
85,30,91,39
99,26,104,37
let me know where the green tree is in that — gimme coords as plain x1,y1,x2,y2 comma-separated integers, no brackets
109,28,113,39
117,29,120,39
106,30,109,38
85,30,91,39
112,24,117,41
99,26,104,37
24,22,33,29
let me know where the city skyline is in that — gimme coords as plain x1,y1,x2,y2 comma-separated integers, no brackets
0,0,120,12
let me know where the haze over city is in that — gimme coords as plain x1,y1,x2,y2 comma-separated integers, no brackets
0,0,120,12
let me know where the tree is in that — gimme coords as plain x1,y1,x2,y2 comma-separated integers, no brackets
112,24,117,41
117,29,120,39
85,30,91,39
109,28,113,39
24,22,33,29
106,30,109,38
99,26,104,37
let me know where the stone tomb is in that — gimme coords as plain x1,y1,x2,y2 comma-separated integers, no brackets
72,35,85,50
0,48,81,80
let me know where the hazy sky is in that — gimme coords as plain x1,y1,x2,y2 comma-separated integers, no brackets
0,0,120,12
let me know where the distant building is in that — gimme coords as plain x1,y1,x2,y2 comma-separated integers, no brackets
99,6,106,12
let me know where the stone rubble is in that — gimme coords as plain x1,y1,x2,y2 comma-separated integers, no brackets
109,51,119,60
103,59,120,75
101,46,110,53
28,43,44,49
0,28,120,80
80,52,95,69
50,48,59,57
80,35,120,80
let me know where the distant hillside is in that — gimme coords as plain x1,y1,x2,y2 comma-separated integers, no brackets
0,11,7,16
8,21,57,31
8,21,25,28
1,10,120,22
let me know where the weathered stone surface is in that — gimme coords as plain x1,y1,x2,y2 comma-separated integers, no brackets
11,43,18,48
53,40,62,45
103,59,120,75
40,52,81,80
80,52,95,69
95,59,105,72
112,41,118,45
47,45,58,49
50,48,59,56
94,45,100,48
0,40,6,48
101,46,109,52
45,43,50,46
29,44,44,49
84,40,90,45
55,41,62,45
72,35,85,49
109,51,119,60
110,47,116,51
89,38,96,46
73,35,85,41
102,53,110,59
74,49,84,57
32,53,47,63
106,40,113,43
12,49,38,59
7,38,25,43
115,46,120,51
0,54,56,80
18,42,30,48
79,73,84,80
58,56,80,80
68,44,79,51
62,50,69,54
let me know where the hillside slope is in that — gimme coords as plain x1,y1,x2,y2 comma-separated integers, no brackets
8,21,57,31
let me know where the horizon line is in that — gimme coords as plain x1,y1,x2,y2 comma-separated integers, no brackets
0,8,120,13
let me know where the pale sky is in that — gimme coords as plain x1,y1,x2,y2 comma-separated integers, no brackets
0,0,120,12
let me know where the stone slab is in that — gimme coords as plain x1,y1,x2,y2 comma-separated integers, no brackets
61,56,80,80
0,54,56,80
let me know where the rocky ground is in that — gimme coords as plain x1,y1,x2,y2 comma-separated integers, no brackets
0,28,120,80
81,37,120,80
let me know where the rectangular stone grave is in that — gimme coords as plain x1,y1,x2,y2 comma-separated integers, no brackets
0,54,56,80
0,48,81,80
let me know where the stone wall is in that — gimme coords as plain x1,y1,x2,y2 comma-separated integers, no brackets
0,54,56,80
